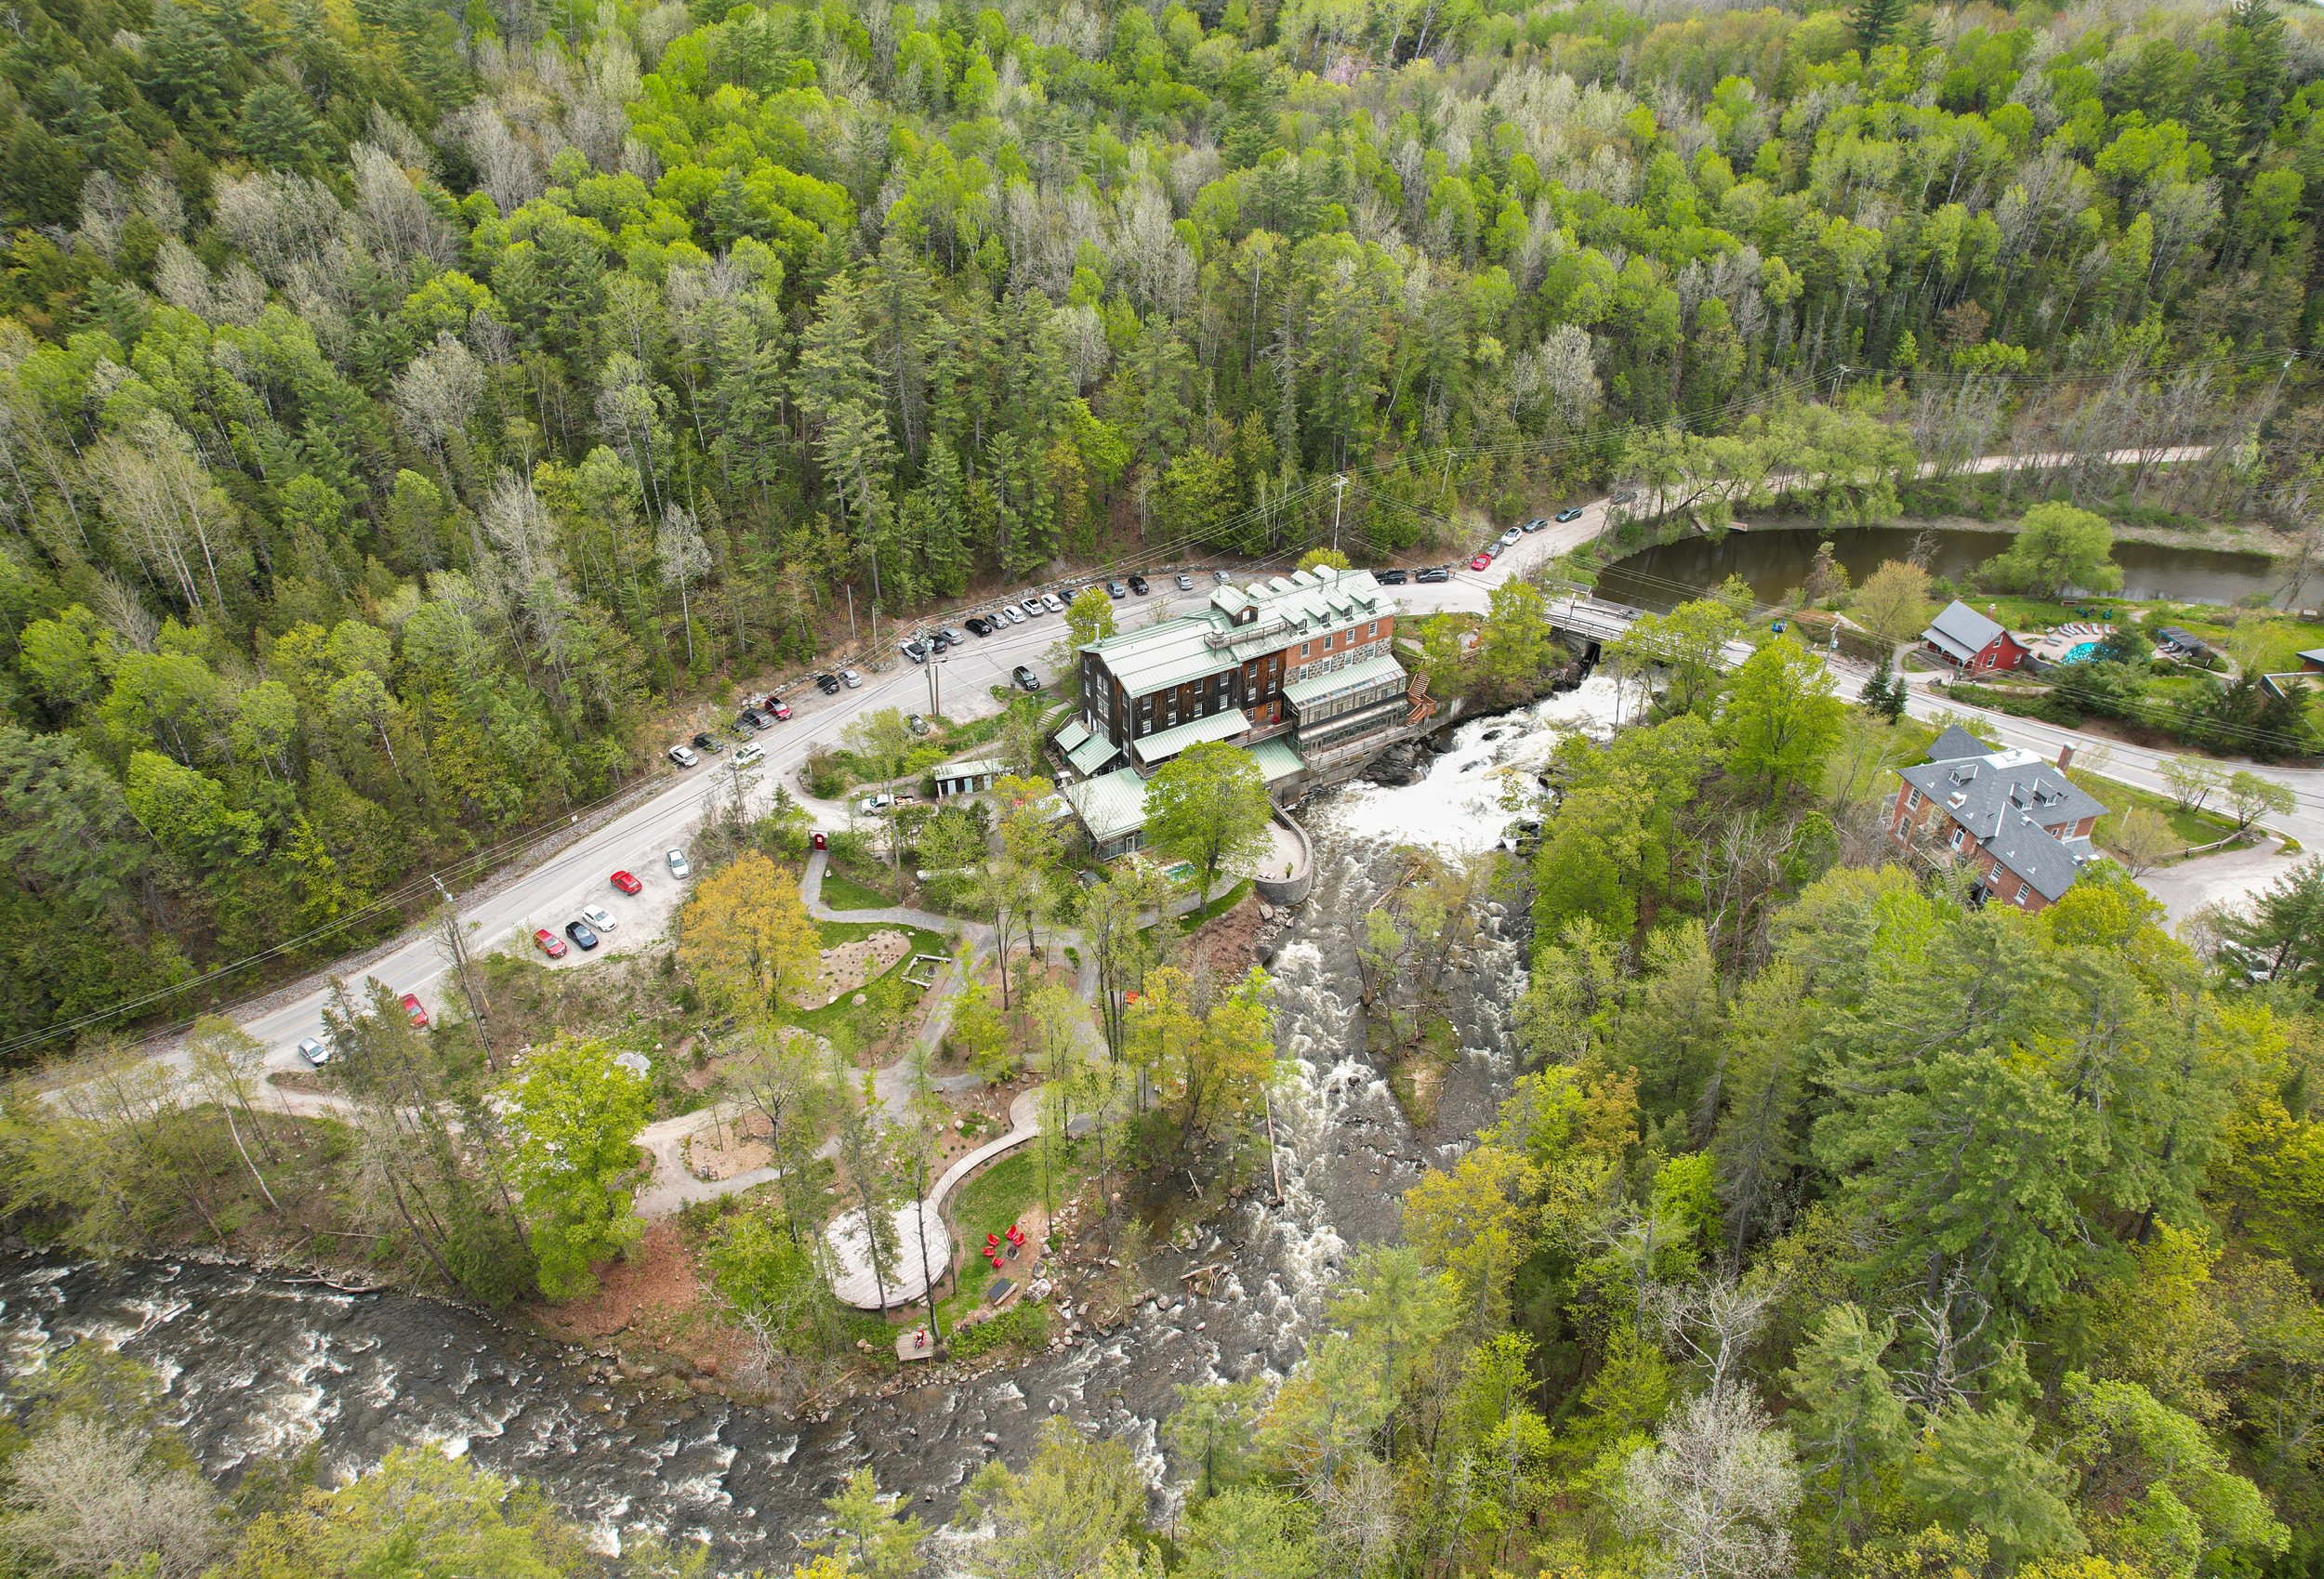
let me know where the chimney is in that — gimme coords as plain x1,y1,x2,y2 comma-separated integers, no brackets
2056,744,2075,770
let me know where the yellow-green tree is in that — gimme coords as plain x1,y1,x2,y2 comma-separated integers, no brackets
678,850,823,1015
503,1036,653,1300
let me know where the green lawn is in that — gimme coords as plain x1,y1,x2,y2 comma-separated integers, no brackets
818,869,901,911
2065,768,2243,855
1155,879,1253,935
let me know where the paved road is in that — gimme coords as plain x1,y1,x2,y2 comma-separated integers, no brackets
92,438,2222,1078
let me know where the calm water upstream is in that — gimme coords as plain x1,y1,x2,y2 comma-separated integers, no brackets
1594,524,2280,612
0,809,1538,1575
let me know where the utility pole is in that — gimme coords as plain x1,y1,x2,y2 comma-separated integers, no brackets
926,651,940,717
430,874,495,1071
1331,473,1348,554
845,585,858,651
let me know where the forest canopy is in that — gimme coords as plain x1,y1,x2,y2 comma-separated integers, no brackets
1,0,2320,1046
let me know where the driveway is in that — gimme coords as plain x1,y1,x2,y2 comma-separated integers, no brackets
2138,838,2302,931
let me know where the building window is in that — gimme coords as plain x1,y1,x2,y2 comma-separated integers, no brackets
2016,888,2032,907
1301,641,1311,658
1905,789,1920,810
1949,826,1965,851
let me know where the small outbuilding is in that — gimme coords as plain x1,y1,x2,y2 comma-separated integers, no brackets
932,757,1007,797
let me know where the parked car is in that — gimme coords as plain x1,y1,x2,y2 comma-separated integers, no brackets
966,615,992,637
1377,568,1408,585
1555,506,1586,523
734,743,765,768
768,697,792,720
1520,517,1548,533
1105,580,1127,599
1175,572,1195,591
906,713,929,736
900,638,929,664
1128,572,1150,596
938,626,966,646
611,869,642,895
297,1036,332,1068
860,792,895,814
535,928,568,959
692,731,724,753
1012,664,1042,692
928,630,952,651
564,919,599,951
400,993,429,1029
738,708,770,730
839,668,862,689
581,905,616,932
1019,596,1044,617
1416,566,1451,584
1470,552,1494,571
667,743,699,768
667,848,691,878
1040,592,1064,614
815,672,841,693
1498,527,1524,548
999,604,1025,625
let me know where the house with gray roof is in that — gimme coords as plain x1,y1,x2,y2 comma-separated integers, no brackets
1920,599,2032,673
1889,736,2106,911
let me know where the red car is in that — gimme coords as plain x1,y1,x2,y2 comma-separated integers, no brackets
535,928,568,959
767,698,792,720
1469,551,1493,571
399,993,429,1030
610,870,642,895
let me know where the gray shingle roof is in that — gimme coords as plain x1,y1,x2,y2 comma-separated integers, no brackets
1900,746,2106,842
1923,599,2006,664
1925,724,1991,762
1983,814,2094,901
1083,568,1395,698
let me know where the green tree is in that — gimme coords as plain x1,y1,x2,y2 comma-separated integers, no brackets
678,851,824,1015
1980,503,2123,599
1719,641,1845,800
818,1467,929,1579
1066,586,1118,649
1143,740,1273,901
1904,1403,2084,1567
960,1418,1146,1579
503,1037,653,1299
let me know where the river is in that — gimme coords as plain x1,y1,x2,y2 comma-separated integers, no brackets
0,730,1591,1572
1592,522,2281,612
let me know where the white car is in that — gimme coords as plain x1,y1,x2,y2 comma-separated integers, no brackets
296,1036,332,1067
667,848,691,878
667,743,699,768
860,793,895,815
581,904,617,932
734,743,765,768
999,604,1025,625
1498,527,1524,548
1040,591,1064,613
1019,596,1044,617
839,668,863,688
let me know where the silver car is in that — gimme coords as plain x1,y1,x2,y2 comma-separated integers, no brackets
839,668,863,688
667,848,691,879
1040,592,1064,613
581,904,617,932
1000,604,1026,625
296,1036,332,1067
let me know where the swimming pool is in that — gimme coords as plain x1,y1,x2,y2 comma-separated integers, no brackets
2059,641,2102,664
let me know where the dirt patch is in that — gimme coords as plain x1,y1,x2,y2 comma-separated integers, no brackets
1182,893,1265,976
529,1221,705,1345
684,1110,775,1180
810,929,911,1007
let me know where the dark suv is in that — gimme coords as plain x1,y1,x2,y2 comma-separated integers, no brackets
1415,566,1451,584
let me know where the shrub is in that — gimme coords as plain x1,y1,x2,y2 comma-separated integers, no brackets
949,1302,1050,1357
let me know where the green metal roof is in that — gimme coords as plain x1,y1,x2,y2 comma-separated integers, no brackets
1054,719,1091,753
1063,730,1117,777
1129,707,1249,767
936,757,1008,781
1281,653,1407,710
1061,768,1150,843
1247,737,1304,784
